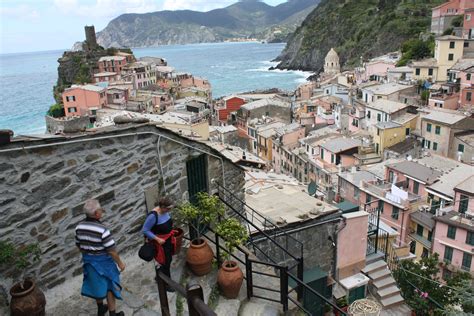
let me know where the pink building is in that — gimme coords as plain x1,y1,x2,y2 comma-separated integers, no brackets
62,84,107,117
271,123,305,174
459,67,473,108
385,161,442,200
295,82,315,101
463,8,474,39
431,0,474,35
428,92,459,110
433,211,474,280
362,60,397,82
98,56,127,73
316,137,360,171
349,104,365,133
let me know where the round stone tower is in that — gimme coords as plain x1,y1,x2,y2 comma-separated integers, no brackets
324,48,340,75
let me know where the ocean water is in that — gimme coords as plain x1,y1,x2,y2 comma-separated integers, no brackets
0,42,312,135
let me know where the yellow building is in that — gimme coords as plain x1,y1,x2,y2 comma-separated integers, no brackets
412,35,464,82
373,113,418,155
408,211,434,261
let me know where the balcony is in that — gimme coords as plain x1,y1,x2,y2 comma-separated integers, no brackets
361,180,420,208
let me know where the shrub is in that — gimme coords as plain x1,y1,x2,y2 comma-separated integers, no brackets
47,103,65,118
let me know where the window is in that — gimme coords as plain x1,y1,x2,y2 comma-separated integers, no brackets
433,142,438,151
354,187,360,199
378,200,384,213
410,241,416,254
462,253,472,270
458,144,465,153
448,54,454,61
413,181,419,194
447,225,456,239
405,128,410,136
377,128,380,136
449,41,455,49
331,154,335,164
428,68,433,76
320,148,324,159
389,171,394,183
425,140,431,149
426,123,432,132
428,230,433,242
458,194,469,214
465,42,470,48
422,248,429,258
416,68,420,76
366,194,372,203
367,111,371,119
391,206,399,220
67,107,77,113
467,74,472,81
467,92,472,102
377,113,381,122
435,126,441,135
66,96,76,102
467,14,472,21
466,232,474,246
444,246,453,263
416,224,424,237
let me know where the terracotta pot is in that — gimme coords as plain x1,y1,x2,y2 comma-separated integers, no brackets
174,227,184,254
186,238,214,276
10,279,46,316
217,261,244,299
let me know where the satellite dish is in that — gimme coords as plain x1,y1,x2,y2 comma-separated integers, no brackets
308,181,317,196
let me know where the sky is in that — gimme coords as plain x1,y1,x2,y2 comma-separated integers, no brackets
0,0,287,54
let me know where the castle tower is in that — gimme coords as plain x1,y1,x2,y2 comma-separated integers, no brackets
84,25,98,51
324,48,340,75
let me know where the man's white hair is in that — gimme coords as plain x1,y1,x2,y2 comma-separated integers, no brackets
83,199,101,217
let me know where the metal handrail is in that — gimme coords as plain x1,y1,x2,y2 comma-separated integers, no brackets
215,182,303,262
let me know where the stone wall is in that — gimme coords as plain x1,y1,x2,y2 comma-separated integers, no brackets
0,124,244,290
252,213,341,276
45,115,90,134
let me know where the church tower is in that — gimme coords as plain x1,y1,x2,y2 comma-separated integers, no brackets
324,48,340,75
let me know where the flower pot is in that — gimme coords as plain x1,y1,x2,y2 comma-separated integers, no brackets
334,306,348,316
186,238,214,276
174,227,184,254
217,260,244,299
10,279,46,316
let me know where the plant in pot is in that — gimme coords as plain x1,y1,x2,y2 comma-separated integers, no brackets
215,218,248,299
177,192,224,276
334,297,349,316
0,241,44,316
171,207,186,255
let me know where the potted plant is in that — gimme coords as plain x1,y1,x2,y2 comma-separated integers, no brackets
177,192,224,276
215,218,248,299
334,297,349,316
0,241,44,316
171,208,186,254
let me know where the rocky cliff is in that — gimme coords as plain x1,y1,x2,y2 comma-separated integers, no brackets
95,0,319,47
275,0,444,73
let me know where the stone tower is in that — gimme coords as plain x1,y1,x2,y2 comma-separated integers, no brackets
324,48,340,75
84,25,98,51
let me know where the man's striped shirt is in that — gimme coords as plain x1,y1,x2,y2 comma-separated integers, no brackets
75,218,116,255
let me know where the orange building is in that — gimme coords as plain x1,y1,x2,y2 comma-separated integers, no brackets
217,96,246,124
62,84,107,117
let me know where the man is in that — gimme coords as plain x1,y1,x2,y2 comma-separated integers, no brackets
75,199,126,316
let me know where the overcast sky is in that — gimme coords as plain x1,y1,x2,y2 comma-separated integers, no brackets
0,0,287,54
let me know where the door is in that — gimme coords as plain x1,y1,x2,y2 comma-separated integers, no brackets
186,154,209,239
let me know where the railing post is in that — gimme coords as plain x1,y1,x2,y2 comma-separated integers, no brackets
297,257,304,302
187,283,204,316
384,232,389,261
280,266,289,312
216,221,221,268
245,254,253,299
155,266,170,316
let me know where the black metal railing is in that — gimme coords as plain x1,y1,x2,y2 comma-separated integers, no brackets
213,182,347,315
155,267,216,316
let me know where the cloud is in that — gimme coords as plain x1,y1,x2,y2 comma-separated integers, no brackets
53,0,160,19
0,4,40,20
162,0,236,12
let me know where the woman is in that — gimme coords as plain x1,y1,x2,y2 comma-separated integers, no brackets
142,197,176,292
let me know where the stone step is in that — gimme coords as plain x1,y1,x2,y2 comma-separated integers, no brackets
377,285,400,299
362,260,386,275
369,268,391,281
381,294,405,308
239,299,281,316
373,276,396,290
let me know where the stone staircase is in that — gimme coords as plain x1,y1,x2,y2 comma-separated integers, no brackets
361,259,404,309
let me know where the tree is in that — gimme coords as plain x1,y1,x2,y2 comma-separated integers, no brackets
394,254,472,315
47,103,65,118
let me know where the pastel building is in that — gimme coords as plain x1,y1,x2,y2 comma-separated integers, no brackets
463,8,474,39
373,113,418,155
431,0,474,35
215,96,246,125
364,99,411,132
123,61,156,90
433,211,474,279
98,56,127,73
62,84,106,117
361,83,415,104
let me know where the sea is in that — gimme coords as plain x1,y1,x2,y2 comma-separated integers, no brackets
0,42,312,135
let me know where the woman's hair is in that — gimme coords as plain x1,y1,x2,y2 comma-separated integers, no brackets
157,197,173,209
